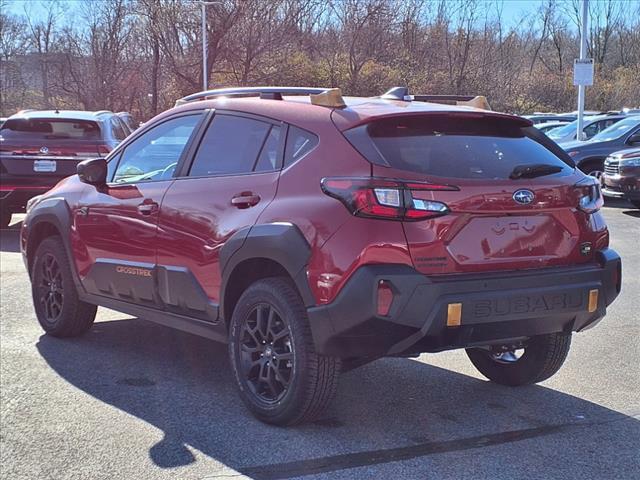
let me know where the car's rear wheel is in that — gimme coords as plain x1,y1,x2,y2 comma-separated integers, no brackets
229,277,341,425
31,236,97,337
466,333,571,386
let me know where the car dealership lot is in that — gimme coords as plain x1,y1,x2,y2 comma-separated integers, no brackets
1,203,638,480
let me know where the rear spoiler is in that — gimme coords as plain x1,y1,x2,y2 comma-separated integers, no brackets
381,87,491,110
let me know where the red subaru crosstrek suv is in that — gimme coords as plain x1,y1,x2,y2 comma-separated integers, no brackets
21,87,621,425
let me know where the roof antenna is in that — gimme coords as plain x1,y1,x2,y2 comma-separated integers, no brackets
54,108,60,114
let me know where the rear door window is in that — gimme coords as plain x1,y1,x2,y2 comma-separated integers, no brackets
345,115,571,180
189,115,276,176
0,118,101,140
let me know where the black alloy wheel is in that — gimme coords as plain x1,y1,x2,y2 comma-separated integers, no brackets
37,253,65,323
229,277,341,425
31,236,97,337
239,303,295,404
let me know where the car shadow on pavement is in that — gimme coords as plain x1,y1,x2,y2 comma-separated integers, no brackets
36,317,640,479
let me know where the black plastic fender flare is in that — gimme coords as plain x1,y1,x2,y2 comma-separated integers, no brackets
24,197,87,293
219,222,315,321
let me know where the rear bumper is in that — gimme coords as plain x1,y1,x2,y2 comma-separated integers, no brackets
307,249,621,358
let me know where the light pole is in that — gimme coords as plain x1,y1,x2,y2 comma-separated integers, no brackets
199,1,223,91
576,0,589,141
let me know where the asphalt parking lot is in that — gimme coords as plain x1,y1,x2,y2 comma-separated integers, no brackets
1,201,638,480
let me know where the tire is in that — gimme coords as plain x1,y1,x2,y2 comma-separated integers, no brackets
229,277,341,425
466,333,571,386
579,159,604,181
31,236,97,337
1,208,11,229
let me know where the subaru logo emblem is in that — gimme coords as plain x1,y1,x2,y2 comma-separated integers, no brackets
513,189,535,205
39,146,49,154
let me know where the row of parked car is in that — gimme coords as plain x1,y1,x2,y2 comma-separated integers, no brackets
0,109,137,227
525,109,640,208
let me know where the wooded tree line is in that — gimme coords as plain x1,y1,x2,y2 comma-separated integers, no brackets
1,0,639,119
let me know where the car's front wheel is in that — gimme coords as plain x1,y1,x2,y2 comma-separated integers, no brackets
31,236,97,337
466,333,571,386
229,277,341,425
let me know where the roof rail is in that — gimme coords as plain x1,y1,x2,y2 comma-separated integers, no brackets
380,87,491,110
94,110,112,115
179,86,331,104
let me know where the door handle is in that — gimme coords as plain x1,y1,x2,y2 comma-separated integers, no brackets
231,193,260,209
137,202,159,215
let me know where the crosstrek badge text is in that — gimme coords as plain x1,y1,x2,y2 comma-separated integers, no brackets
116,265,152,277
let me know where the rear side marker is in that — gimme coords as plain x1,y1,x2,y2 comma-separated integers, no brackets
588,289,599,313
447,303,462,327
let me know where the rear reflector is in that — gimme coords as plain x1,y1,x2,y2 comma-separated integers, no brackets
447,303,462,327
377,280,394,316
588,289,598,313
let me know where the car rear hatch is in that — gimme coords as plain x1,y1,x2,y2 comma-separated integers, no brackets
0,117,109,186
340,112,603,274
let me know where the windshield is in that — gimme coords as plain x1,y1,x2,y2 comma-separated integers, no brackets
590,116,640,142
547,120,578,139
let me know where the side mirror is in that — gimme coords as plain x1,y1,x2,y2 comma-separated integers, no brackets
77,158,107,186
627,132,640,145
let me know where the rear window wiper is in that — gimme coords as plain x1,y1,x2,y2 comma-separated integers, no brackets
509,163,563,179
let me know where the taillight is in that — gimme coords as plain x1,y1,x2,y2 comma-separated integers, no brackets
575,176,603,214
321,177,457,221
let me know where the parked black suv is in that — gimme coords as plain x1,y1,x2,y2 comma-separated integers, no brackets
0,109,128,227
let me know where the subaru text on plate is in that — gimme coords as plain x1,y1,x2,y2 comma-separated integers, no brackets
21,87,621,425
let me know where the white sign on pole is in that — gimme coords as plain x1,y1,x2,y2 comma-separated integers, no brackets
574,59,594,86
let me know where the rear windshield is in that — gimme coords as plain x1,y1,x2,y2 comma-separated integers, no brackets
0,118,101,140
345,115,572,179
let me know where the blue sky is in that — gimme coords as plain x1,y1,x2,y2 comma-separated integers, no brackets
4,0,639,30
3,0,550,27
